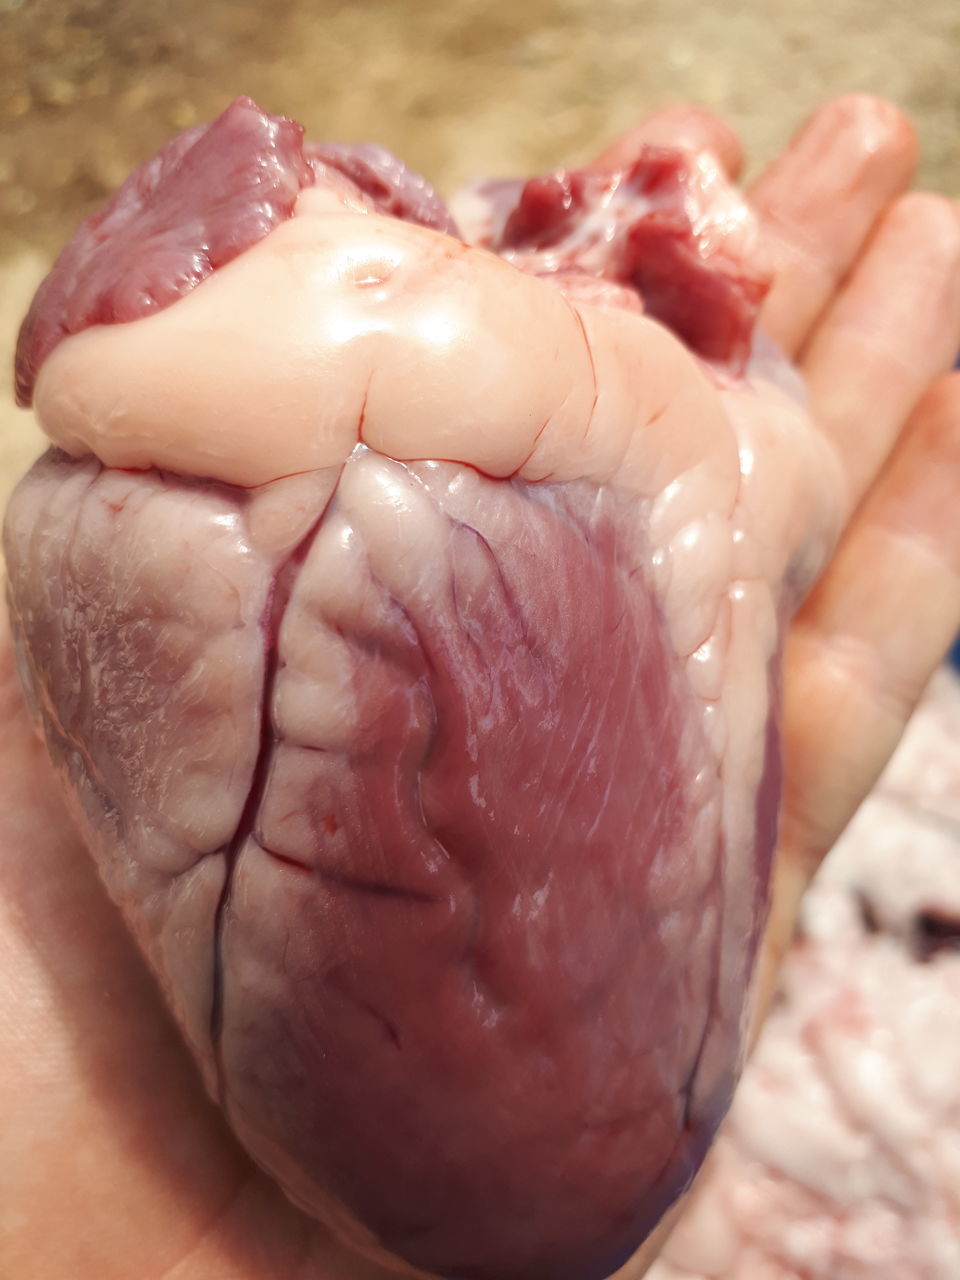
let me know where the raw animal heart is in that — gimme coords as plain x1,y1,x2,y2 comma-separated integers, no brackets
4,98,841,1280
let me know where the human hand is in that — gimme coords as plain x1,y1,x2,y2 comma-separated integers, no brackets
1,95,958,1280
608,94,960,1277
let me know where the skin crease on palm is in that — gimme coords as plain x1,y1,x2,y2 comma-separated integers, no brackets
1,94,960,1280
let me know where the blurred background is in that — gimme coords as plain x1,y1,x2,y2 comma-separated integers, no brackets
2,0,960,254
1,0,959,503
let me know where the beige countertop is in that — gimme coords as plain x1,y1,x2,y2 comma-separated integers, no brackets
2,0,958,504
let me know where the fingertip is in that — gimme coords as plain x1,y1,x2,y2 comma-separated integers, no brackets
775,94,918,186
824,94,919,172
882,190,960,258
750,94,918,215
749,96,921,358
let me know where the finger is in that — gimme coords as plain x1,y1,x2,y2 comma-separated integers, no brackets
801,192,960,510
758,373,960,1013
749,96,918,357
590,105,743,179
0,614,248,1279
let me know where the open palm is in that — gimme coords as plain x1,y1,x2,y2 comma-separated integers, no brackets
1,95,959,1280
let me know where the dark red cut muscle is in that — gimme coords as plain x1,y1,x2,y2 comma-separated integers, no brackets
14,97,312,408
490,149,770,371
13,99,461,410
305,141,460,236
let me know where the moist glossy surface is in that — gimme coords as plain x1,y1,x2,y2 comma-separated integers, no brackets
4,98,842,1279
